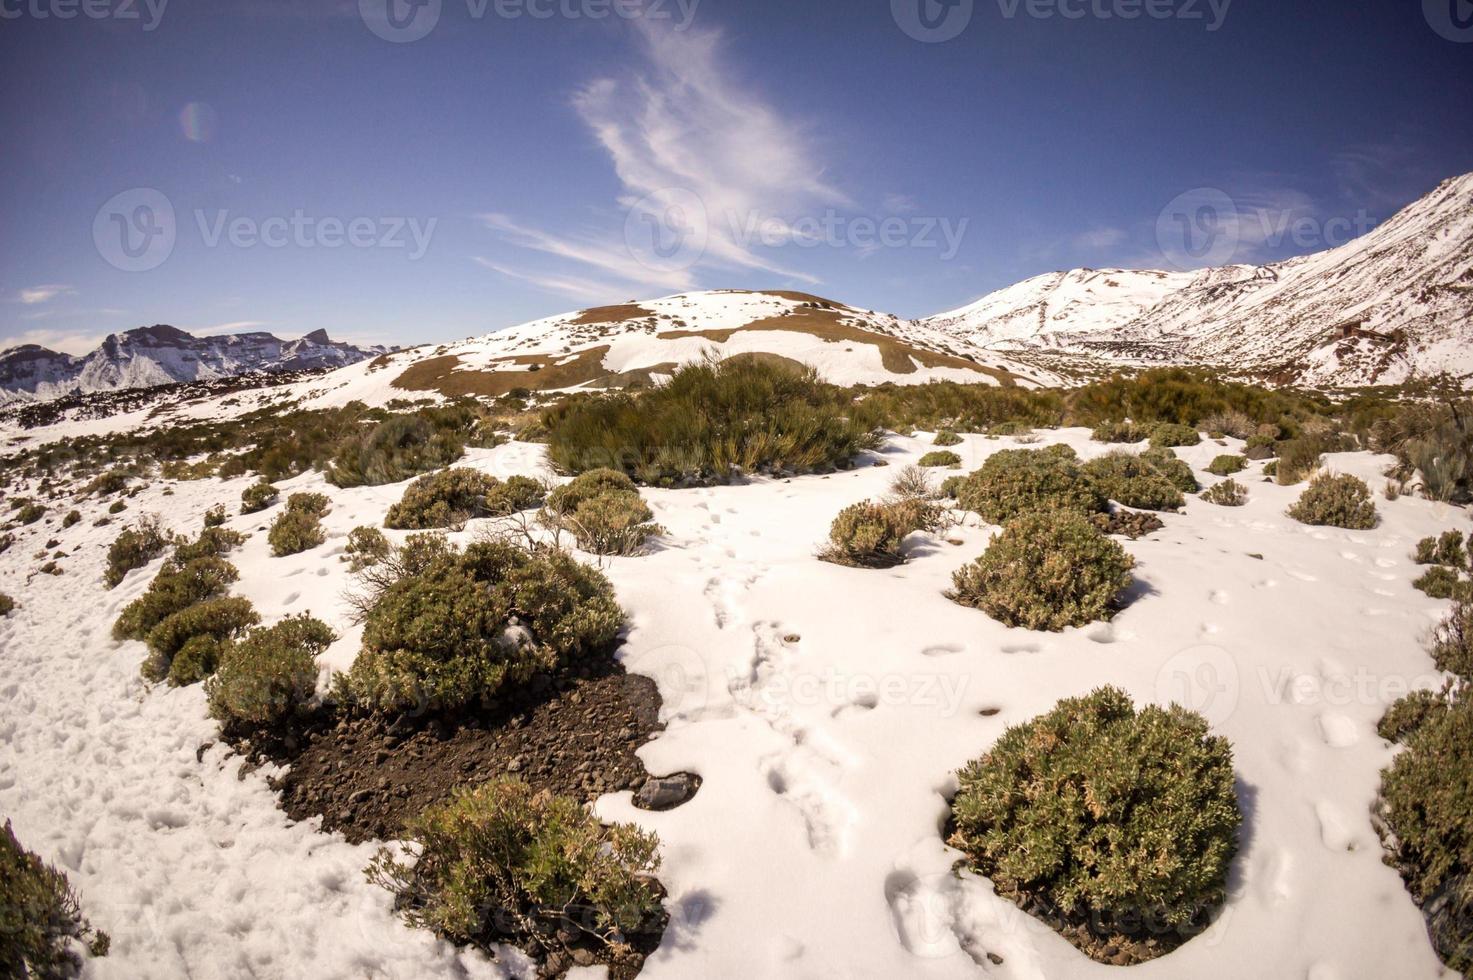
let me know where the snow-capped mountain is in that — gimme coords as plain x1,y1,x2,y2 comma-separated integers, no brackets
0,326,389,404
925,172,1473,387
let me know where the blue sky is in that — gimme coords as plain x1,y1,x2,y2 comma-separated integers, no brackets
1,0,1470,353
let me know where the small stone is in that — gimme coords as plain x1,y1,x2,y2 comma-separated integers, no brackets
634,773,700,811
986,952,1003,965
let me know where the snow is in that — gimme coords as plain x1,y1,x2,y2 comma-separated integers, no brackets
0,429,1463,979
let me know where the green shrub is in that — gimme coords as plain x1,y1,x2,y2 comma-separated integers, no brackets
950,687,1239,955
16,501,46,525
939,475,966,499
1201,479,1248,507
344,525,392,571
1149,423,1201,448
918,450,962,469
1273,433,1355,485
385,468,499,530
557,491,662,556
1378,690,1444,743
327,411,467,488
1140,447,1199,493
1091,420,1149,444
545,469,636,515
366,779,662,963
0,532,12,555
1200,410,1256,440
1431,601,1473,680
103,515,170,589
61,510,81,529
820,499,937,569
1286,473,1378,529
203,504,227,528
107,500,127,515
1081,451,1185,511
347,538,624,714
268,493,330,557
1206,455,1246,476
241,480,279,514
1244,433,1278,460
142,596,260,685
1416,531,1467,569
954,446,1105,525
1376,694,1473,974
485,475,546,516
207,615,336,726
0,592,13,617
949,509,1135,631
172,526,246,563
83,468,131,497
932,429,963,447
1415,566,1472,601
112,556,239,642
543,356,878,486
0,820,110,977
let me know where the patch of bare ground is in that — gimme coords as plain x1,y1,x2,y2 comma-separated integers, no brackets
392,347,613,398
229,657,666,846
567,303,657,325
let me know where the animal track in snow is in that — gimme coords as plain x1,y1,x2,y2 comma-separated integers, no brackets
922,643,965,658
1317,713,1360,748
1314,801,1361,852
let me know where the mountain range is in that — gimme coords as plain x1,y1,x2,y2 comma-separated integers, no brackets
0,326,390,404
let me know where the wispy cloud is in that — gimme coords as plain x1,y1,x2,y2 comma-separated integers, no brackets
484,20,844,301
1071,227,1127,250
191,320,272,335
1,328,108,356
472,258,625,304
16,284,74,305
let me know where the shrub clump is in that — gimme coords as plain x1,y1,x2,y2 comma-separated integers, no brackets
1081,451,1185,511
1285,473,1378,529
1415,566,1473,601
103,515,170,589
1091,420,1150,444
954,446,1105,525
1201,479,1248,507
172,525,246,563
932,429,963,447
367,779,663,971
819,498,937,569
1416,531,1467,569
1431,601,1473,680
241,480,279,514
202,504,227,528
327,412,466,488
207,615,336,726
0,820,111,977
15,501,46,525
347,537,624,714
949,687,1240,961
61,510,81,529
545,470,661,556
0,592,13,617
1206,454,1247,476
385,468,499,530
141,595,260,686
268,493,330,556
112,556,240,644
485,475,546,516
344,525,393,571
918,450,962,468
949,509,1135,631
1148,423,1201,448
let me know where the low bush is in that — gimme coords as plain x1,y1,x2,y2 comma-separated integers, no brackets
939,474,966,499
385,468,499,530
1140,447,1199,494
112,556,239,643
0,592,13,617
1206,455,1247,476
1200,410,1256,440
207,615,336,726
1149,422,1201,448
888,464,938,502
103,515,170,589
61,510,81,529
16,501,46,525
820,498,937,569
485,475,546,516
107,500,127,515
542,356,878,486
1416,531,1467,568
327,411,467,488
1273,433,1355,485
268,493,330,557
954,446,1106,525
1415,566,1472,601
0,820,110,977
545,469,637,515
1244,433,1278,460
346,537,624,714
172,526,246,563
950,687,1239,959
203,504,227,528
0,532,12,554
1201,479,1248,507
1091,420,1149,444
932,429,963,447
949,509,1135,631
1081,451,1185,511
917,450,962,469
142,595,260,686
1431,601,1473,680
545,470,661,555
367,779,662,968
344,525,392,571
241,480,279,514
1286,473,1378,529
1378,689,1443,743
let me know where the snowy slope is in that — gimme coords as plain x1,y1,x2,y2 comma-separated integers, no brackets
0,326,388,405
927,173,1473,386
0,432,1458,979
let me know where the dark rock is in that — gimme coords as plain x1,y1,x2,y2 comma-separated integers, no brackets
634,773,701,811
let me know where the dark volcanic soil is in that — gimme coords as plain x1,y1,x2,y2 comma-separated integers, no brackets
242,658,664,845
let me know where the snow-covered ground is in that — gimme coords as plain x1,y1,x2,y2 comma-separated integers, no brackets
0,430,1463,979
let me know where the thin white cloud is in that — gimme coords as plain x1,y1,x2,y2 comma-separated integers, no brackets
1072,227,1127,250
17,284,74,305
473,257,625,304
1,328,108,356
191,321,272,335
485,20,843,295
